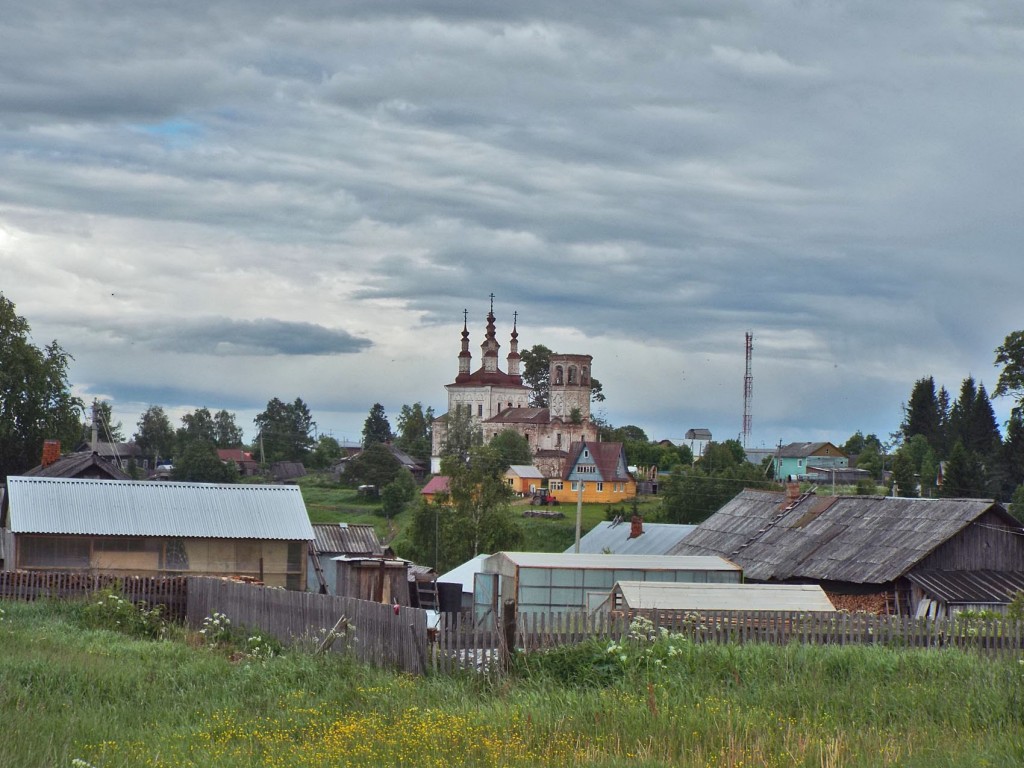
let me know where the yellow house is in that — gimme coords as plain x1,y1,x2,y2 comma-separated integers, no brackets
548,441,636,504
504,465,545,496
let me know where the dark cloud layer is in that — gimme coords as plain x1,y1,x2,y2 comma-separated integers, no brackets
103,318,372,356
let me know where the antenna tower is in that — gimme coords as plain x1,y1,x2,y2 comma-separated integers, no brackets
742,331,753,448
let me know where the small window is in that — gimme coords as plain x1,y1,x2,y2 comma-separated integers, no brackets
571,481,580,492
597,482,604,493
478,404,483,417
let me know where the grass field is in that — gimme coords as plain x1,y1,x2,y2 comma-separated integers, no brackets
296,474,663,558
2,598,1024,767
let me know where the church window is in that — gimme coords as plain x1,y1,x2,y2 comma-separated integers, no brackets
581,367,589,385
567,366,577,384
556,433,562,447
478,404,483,417
554,366,564,385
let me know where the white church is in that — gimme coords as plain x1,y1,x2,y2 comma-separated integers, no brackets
430,300,599,476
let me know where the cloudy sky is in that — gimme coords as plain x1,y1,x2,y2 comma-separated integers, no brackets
2,1,1022,451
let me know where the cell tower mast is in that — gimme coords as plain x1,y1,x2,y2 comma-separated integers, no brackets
742,331,753,448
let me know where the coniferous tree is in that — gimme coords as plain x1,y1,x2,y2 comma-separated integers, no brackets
970,383,1002,458
940,441,988,499
362,403,392,447
901,377,944,453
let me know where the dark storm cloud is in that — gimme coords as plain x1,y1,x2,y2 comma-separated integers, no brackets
104,318,372,356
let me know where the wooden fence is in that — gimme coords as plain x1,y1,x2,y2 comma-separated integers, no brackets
186,577,430,675
0,571,188,621
433,608,1024,673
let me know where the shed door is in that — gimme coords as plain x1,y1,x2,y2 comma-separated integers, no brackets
473,572,499,626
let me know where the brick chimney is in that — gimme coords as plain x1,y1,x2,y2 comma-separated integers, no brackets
41,440,61,468
628,514,644,539
786,482,801,503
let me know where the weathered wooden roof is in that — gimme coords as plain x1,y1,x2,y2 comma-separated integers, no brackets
23,451,130,480
669,489,1015,584
311,523,385,556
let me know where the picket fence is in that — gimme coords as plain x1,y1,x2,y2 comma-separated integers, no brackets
432,608,1024,674
185,577,431,674
0,571,188,621
4,571,1023,677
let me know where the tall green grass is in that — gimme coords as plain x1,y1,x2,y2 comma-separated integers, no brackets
3,599,1023,767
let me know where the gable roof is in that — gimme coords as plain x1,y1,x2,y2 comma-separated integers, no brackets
311,523,386,556
506,465,545,479
568,520,696,556
669,489,1017,584
23,451,131,480
776,442,845,459
421,475,450,495
5,476,314,540
562,441,632,482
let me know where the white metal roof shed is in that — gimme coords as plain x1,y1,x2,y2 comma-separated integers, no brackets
611,581,836,612
5,476,314,540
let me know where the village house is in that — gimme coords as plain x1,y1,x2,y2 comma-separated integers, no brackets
771,442,849,482
547,440,636,505
670,487,1024,616
1,476,314,589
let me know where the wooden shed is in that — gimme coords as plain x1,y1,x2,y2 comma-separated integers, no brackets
333,556,413,606
671,490,1024,615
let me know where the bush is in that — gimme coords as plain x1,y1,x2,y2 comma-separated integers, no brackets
81,588,168,640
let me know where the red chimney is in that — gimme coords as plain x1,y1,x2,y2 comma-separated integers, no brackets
41,440,61,468
786,482,801,503
629,514,644,539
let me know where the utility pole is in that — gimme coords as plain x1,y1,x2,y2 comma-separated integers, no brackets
574,477,584,553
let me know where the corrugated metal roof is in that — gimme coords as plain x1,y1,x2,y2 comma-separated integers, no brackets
671,490,1015,584
567,520,696,556
507,465,545,479
613,581,836,612
311,523,385,556
906,570,1024,605
487,552,741,572
6,476,314,540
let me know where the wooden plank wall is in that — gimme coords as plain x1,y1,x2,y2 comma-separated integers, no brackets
186,577,429,674
0,571,187,621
